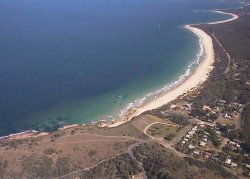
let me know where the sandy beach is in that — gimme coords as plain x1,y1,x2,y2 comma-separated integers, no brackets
108,10,238,127
108,26,214,127
208,10,239,25
0,10,239,137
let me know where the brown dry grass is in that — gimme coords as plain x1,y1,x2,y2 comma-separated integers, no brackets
0,124,142,175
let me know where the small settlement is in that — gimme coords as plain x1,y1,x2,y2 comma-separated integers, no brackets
155,99,250,177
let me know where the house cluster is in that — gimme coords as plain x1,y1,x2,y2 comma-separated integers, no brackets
198,100,243,122
228,140,241,149
217,100,242,120
219,141,243,168
176,124,250,173
170,102,192,113
169,99,249,177
177,124,215,157
215,136,250,177
202,105,217,115
181,125,198,146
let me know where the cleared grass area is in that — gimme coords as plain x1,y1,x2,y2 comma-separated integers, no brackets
132,114,173,131
146,123,180,140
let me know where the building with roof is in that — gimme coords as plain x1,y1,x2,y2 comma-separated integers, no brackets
199,141,206,147
225,158,232,165
188,144,195,150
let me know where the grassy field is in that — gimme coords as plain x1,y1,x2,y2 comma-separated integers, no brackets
146,123,180,139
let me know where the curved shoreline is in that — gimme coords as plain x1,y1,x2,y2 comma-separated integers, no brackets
0,9,239,139
208,10,238,25
108,25,214,127
108,9,239,127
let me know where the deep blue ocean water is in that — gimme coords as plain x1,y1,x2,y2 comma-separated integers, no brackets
0,0,240,135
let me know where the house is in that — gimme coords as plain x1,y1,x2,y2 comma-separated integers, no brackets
199,141,206,147
203,138,208,142
232,102,242,108
219,99,226,104
236,143,240,148
231,163,238,167
184,138,189,142
192,128,197,132
211,111,217,114
181,141,186,145
215,131,221,135
203,105,212,111
194,151,200,155
244,153,249,157
224,113,232,119
186,134,191,138
225,158,232,165
246,164,250,169
229,141,236,145
188,144,195,150
188,131,195,135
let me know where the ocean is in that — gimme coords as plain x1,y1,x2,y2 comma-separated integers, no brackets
0,0,240,135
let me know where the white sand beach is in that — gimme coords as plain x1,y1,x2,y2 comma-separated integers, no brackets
208,10,238,24
108,10,238,128
0,10,240,139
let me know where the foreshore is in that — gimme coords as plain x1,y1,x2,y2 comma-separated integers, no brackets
0,9,239,140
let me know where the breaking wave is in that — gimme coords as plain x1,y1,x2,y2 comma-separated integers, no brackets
119,34,203,117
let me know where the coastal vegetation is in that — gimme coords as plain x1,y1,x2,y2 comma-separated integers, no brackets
132,142,235,179
241,104,250,149
180,6,250,151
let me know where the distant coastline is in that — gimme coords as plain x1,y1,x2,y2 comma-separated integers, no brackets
0,9,240,140
208,10,238,24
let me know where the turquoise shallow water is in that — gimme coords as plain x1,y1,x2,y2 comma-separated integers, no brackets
0,0,241,135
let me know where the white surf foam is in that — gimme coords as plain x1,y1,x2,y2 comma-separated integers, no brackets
119,35,203,117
